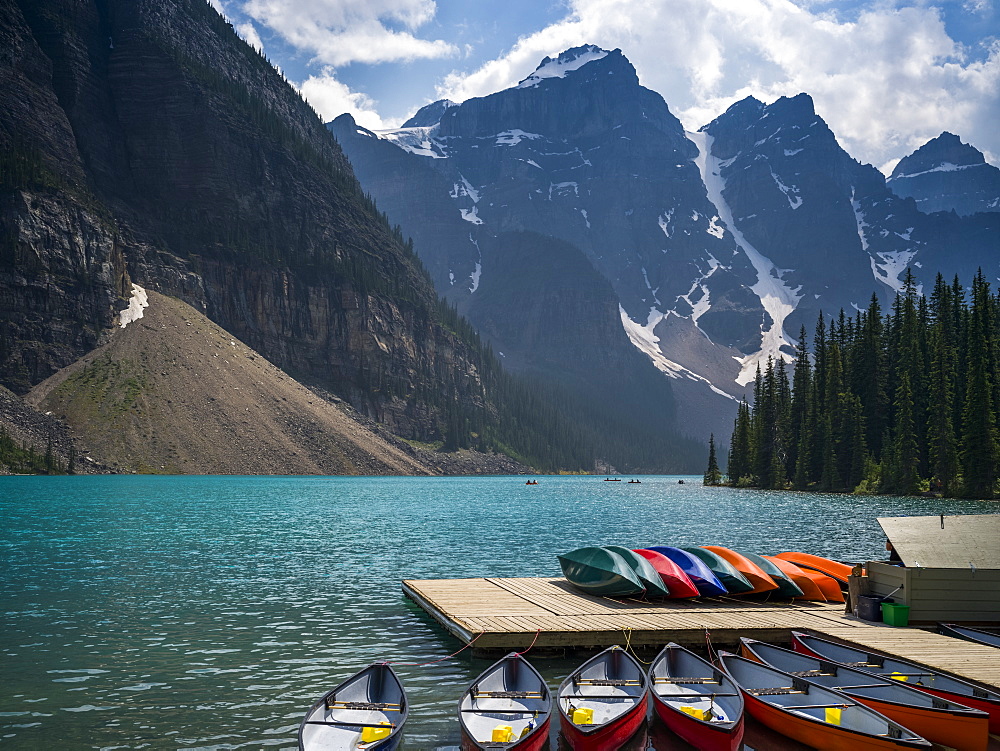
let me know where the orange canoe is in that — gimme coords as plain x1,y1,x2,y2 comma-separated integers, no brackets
703,546,779,594
761,556,826,601
774,552,856,585
795,566,844,603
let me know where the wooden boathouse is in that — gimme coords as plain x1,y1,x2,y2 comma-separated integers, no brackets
864,514,1000,625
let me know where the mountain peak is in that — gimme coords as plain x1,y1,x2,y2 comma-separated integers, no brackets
402,99,457,128
890,131,986,180
516,45,617,88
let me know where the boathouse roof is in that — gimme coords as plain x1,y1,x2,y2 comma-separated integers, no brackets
877,514,1000,569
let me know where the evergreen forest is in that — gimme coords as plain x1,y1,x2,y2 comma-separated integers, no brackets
719,270,1000,499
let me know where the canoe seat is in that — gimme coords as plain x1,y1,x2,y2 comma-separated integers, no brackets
789,670,835,678
653,677,719,684
747,687,806,696
305,720,396,728
473,690,542,699
325,701,398,711
576,679,639,686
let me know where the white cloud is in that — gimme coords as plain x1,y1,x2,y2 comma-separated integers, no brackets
240,0,458,66
435,0,1000,170
236,21,264,52
298,68,398,129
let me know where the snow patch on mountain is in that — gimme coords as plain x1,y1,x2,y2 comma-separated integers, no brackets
518,46,609,88
620,307,735,399
706,215,725,238
496,130,542,146
889,161,985,181
689,130,800,386
850,188,869,251
377,126,447,158
659,209,674,238
871,250,919,293
771,170,802,209
460,206,483,225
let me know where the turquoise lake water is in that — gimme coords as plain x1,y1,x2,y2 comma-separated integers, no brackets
1,475,992,749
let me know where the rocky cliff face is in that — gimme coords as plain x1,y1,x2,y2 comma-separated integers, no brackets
0,0,491,442
888,132,1000,217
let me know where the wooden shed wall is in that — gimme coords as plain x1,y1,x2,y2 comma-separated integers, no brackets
867,561,1000,623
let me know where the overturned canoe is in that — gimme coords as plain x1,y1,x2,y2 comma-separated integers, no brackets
604,546,671,598
649,643,744,751
299,662,408,751
558,645,648,750
646,546,728,596
760,555,827,601
741,637,989,751
766,556,844,602
632,548,700,598
682,547,755,594
557,547,645,597
719,651,931,750
775,552,855,585
792,631,1000,733
459,652,551,751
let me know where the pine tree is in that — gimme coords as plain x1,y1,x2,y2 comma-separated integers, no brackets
727,400,753,485
704,434,723,486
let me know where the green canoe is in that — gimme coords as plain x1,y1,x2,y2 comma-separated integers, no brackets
557,546,645,597
603,545,672,598
741,551,804,597
681,547,755,594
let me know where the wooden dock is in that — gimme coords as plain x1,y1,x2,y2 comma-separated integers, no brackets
402,576,1000,690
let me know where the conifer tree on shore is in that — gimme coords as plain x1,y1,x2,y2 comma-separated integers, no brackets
723,270,1000,499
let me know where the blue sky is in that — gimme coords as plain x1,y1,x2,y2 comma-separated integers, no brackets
211,0,999,173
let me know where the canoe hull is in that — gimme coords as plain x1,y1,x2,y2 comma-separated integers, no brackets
939,623,1000,649
703,546,780,594
775,552,854,585
646,546,728,596
560,696,646,750
741,691,923,751
633,549,700,598
791,631,1000,733
652,699,743,751
461,716,551,751
763,556,827,601
558,547,645,597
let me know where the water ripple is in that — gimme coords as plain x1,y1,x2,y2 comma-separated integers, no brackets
2,474,984,748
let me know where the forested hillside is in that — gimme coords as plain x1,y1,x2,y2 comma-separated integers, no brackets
725,270,1000,498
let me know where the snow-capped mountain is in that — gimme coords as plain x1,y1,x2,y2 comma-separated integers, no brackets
888,132,1000,217
329,45,1000,442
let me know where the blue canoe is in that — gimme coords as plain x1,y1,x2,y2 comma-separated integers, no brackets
645,546,728,596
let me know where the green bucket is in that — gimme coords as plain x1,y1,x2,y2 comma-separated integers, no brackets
881,601,910,627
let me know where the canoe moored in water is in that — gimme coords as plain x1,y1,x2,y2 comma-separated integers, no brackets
775,552,856,585
792,631,1000,733
558,645,648,749
718,651,932,750
939,623,1000,649
603,546,671,598
681,547,755,594
632,549,700,598
459,652,552,751
648,643,744,751
557,547,645,597
299,662,408,751
646,546,728,596
740,638,990,751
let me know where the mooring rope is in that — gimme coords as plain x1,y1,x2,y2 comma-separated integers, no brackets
515,629,542,656
704,628,719,664
622,628,652,665
390,631,485,667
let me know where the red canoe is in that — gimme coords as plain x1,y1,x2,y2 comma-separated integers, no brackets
558,645,648,749
649,643,744,750
633,549,700,598
703,546,779,594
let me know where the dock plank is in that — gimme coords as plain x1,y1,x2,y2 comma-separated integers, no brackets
402,576,1000,689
